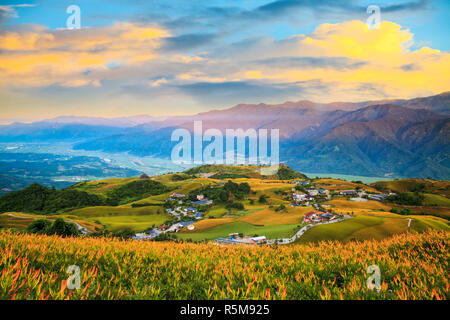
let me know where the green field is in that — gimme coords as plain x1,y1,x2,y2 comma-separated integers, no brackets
423,193,450,207
177,221,300,241
67,206,166,217
1,164,449,243
297,216,384,243
66,206,170,232
90,215,169,232
410,216,450,231
0,214,34,230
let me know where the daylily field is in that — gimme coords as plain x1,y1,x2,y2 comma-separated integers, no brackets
0,229,448,300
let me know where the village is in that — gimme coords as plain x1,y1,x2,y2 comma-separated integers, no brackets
133,178,395,244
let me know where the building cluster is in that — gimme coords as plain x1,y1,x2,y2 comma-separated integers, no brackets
303,211,337,223
133,220,198,240
214,233,267,245
165,192,211,219
291,180,393,206
290,186,331,207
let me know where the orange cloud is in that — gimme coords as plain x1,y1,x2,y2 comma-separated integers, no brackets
0,19,448,110
0,23,169,87
237,20,450,100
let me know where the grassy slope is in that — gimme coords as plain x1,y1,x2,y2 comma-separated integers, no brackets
177,221,300,241
66,206,169,232
0,212,102,233
314,178,379,193
423,193,450,207
298,216,384,243
2,165,449,242
372,179,450,198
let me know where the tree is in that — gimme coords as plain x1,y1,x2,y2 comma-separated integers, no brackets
275,204,286,212
47,218,80,237
112,228,135,239
258,194,268,204
225,201,244,210
26,219,51,234
27,218,80,237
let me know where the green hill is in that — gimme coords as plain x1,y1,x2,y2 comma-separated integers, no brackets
372,179,450,198
0,183,104,214
184,164,307,180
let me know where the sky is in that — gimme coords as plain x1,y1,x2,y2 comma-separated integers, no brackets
0,0,449,123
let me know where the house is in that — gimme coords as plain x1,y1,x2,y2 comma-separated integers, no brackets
350,197,368,202
250,236,266,243
319,212,336,221
192,199,213,205
179,221,195,228
292,192,307,202
170,193,185,198
194,212,203,219
304,211,335,223
133,228,162,240
133,232,152,240
186,207,198,213
166,208,174,214
340,190,357,195
166,223,182,232
196,194,205,201
303,212,318,222
318,188,330,195
307,189,319,196
368,194,388,201
292,180,310,185
215,233,266,245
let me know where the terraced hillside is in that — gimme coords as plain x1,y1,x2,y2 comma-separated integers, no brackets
0,165,448,242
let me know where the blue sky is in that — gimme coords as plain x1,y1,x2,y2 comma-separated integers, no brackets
3,0,448,50
0,0,449,122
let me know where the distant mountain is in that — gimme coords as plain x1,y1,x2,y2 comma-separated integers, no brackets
0,92,448,179
41,115,167,127
0,122,127,142
371,92,450,115
282,105,450,179
74,102,449,179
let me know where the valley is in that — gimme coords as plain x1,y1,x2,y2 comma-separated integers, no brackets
1,164,448,245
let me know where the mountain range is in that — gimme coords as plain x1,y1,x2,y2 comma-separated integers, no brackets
0,92,449,179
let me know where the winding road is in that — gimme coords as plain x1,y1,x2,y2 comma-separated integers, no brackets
265,215,353,245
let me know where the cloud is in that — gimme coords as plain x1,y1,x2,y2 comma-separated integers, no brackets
252,57,367,70
0,22,170,87
176,81,302,105
252,0,431,16
161,33,217,51
0,4,34,25
0,17,449,117
220,20,450,101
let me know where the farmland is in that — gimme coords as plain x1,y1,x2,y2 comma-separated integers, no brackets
0,165,449,243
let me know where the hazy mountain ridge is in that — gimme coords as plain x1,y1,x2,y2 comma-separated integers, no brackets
0,92,448,179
